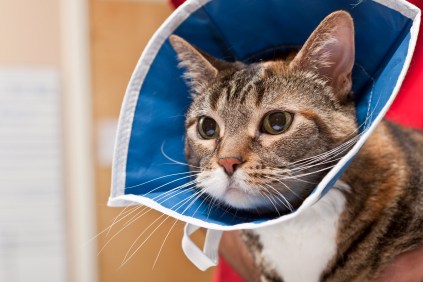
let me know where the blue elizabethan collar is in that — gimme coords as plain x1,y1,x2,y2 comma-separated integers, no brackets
109,0,420,231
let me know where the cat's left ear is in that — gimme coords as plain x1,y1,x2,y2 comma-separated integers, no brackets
290,11,355,97
170,35,219,95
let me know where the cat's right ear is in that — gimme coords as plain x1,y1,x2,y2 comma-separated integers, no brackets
170,35,218,94
289,11,355,98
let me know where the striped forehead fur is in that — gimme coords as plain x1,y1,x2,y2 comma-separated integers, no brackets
197,66,341,116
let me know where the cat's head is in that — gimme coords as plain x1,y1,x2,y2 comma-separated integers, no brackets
170,11,357,214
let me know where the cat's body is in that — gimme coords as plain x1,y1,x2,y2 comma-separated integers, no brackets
170,10,423,282
245,121,423,282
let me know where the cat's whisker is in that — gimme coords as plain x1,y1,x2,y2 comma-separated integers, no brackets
125,172,200,191
97,206,154,256
180,186,210,215
192,188,213,217
332,86,382,138
206,194,221,219
91,205,142,242
354,71,384,132
122,183,196,229
264,176,302,199
288,138,355,165
263,183,294,212
171,188,205,214
258,189,282,216
122,178,198,214
289,135,360,168
280,164,337,181
98,183,198,256
105,205,144,237
121,214,170,267
291,136,358,166
152,218,180,269
161,142,202,169
290,155,346,174
153,180,198,204
121,190,204,267
192,195,210,217
161,162,203,169
347,101,378,137
103,178,197,239
191,185,227,219
128,181,196,223
278,175,317,186
121,205,156,229
301,132,364,162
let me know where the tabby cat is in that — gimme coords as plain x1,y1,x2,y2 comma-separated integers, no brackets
170,11,423,282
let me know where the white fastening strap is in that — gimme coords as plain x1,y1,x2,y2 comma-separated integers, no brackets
182,223,223,271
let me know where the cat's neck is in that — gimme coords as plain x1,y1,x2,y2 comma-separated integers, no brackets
326,120,412,280
320,120,423,281
341,120,409,216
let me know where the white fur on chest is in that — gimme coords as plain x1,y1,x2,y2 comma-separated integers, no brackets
252,187,347,282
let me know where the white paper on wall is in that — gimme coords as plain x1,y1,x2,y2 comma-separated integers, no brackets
0,68,67,282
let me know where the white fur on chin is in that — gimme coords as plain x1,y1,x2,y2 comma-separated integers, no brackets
197,168,269,209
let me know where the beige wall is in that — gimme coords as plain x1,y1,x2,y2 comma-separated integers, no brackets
0,0,61,65
0,1,97,281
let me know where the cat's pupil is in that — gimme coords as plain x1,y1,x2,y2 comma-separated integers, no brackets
261,111,292,135
203,118,216,135
198,116,219,139
269,112,286,131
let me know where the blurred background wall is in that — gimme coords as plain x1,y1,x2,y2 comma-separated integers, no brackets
0,0,213,281
89,0,213,281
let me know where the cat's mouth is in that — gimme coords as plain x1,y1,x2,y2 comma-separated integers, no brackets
221,186,263,209
217,174,271,209
223,177,249,197
224,183,249,199
198,168,286,211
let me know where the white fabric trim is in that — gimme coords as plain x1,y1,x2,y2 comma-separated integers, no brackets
110,0,211,198
373,0,420,19
182,224,222,271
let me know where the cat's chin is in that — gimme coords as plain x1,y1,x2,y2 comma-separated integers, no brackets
199,169,269,209
214,188,293,217
198,168,293,212
220,186,268,209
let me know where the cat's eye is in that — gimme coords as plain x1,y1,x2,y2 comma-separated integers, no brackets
261,111,293,135
198,116,220,139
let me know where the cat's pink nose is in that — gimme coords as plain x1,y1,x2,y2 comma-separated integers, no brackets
218,157,243,176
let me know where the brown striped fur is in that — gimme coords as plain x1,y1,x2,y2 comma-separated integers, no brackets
170,10,423,282
322,121,423,281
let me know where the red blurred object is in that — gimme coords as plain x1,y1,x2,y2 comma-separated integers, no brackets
211,258,244,282
170,0,186,9
385,0,423,130
169,0,423,281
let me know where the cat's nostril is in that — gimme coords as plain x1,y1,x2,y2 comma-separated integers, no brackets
218,157,243,176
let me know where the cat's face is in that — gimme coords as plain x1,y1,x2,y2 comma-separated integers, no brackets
171,11,357,213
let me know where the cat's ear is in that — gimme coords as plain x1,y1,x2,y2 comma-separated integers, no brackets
170,35,219,94
289,11,355,97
